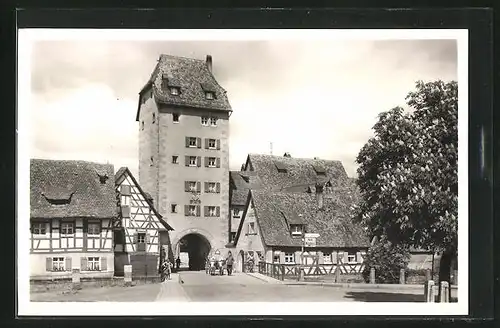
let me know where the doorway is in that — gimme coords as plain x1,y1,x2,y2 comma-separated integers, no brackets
177,233,211,271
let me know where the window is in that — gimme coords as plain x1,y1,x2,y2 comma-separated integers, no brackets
188,137,197,147
208,157,216,167
87,257,100,271
208,139,216,149
61,222,74,235
248,222,255,234
207,206,217,217
210,117,217,126
233,209,241,218
52,257,65,271
171,204,177,213
172,156,178,164
188,205,197,216
32,222,46,235
291,225,303,236
152,113,156,123
205,91,215,100
188,181,197,192
284,252,295,264
170,87,180,95
137,233,145,244
273,254,280,263
323,252,332,263
189,156,197,166
208,182,217,193
201,117,209,126
150,156,154,166
141,121,144,130
173,113,180,122
87,222,101,236
347,252,357,264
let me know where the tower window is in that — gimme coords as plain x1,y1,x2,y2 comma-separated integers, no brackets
170,87,180,95
205,91,215,100
150,156,154,166
188,137,197,147
141,121,144,130
208,157,216,167
173,113,180,122
208,139,216,149
171,204,177,213
210,118,217,126
172,156,178,164
189,156,197,166
152,113,156,123
201,117,209,126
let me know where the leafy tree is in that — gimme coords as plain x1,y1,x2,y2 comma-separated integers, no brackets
362,238,411,284
355,80,458,301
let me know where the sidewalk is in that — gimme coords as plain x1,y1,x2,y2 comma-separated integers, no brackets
155,273,190,302
245,272,285,284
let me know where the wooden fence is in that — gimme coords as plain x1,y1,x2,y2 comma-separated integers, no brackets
258,260,365,281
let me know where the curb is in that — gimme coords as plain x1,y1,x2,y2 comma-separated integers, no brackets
246,272,283,284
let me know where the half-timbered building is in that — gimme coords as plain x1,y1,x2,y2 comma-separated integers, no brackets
30,159,116,280
232,184,371,279
114,167,174,278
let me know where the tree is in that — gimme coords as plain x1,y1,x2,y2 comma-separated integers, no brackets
362,238,411,284
355,80,458,301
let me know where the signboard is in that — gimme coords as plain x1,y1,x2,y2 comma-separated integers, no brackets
304,233,319,247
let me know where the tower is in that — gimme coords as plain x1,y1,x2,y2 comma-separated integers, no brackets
136,54,231,270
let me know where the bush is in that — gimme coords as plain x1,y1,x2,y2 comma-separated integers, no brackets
362,240,411,284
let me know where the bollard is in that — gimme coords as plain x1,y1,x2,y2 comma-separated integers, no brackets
424,280,435,302
399,268,405,284
370,267,375,284
425,269,431,281
124,265,132,286
72,268,81,289
440,281,450,303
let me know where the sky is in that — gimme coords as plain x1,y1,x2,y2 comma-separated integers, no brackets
28,37,458,178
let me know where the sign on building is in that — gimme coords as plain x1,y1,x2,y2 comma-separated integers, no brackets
304,233,319,247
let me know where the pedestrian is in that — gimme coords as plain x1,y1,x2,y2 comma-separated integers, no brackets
165,259,172,280
160,260,168,282
176,257,181,271
226,251,234,276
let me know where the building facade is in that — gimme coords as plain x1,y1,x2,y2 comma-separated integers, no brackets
137,54,231,269
30,159,116,280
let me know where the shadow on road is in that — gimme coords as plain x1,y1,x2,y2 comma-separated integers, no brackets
343,291,425,302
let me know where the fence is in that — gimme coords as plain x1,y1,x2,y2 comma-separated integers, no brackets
258,261,365,281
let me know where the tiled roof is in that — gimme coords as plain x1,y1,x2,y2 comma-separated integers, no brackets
244,154,351,192
240,188,370,248
30,159,117,219
136,54,232,121
229,171,263,206
115,167,174,231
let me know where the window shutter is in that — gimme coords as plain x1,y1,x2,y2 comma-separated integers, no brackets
332,251,338,263
197,156,201,167
216,158,221,168
279,252,285,263
100,258,107,271
184,181,189,192
196,206,201,217
81,257,88,271
216,139,221,150
185,137,189,147
30,223,34,234
204,157,208,167
204,206,208,217
343,252,348,263
46,257,52,272
82,221,88,233
205,138,209,149
133,233,138,244
145,233,150,244
356,251,361,263
120,185,131,196
196,181,201,192
216,206,220,217
185,156,189,166
197,137,202,148
121,205,130,218
65,257,72,271
184,205,189,216
246,223,250,235
204,182,209,193
216,182,220,193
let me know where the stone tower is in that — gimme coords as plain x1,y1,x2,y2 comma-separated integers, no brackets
136,54,231,270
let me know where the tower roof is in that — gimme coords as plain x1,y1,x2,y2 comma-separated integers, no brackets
136,54,232,121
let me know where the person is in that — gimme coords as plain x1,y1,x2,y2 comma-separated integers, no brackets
175,257,181,271
164,259,172,280
160,260,168,282
226,251,234,276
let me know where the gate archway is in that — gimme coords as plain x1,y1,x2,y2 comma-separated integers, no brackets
176,233,211,271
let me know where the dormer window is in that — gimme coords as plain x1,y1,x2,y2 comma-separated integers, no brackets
205,91,215,100
274,161,287,173
313,164,326,175
170,87,180,96
290,224,303,236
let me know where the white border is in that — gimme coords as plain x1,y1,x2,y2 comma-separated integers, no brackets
17,29,468,316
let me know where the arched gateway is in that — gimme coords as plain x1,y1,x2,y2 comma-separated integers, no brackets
172,229,214,271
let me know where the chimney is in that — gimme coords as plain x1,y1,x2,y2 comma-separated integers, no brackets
206,55,212,72
316,184,324,209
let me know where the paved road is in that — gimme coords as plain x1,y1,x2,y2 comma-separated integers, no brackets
178,271,431,302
